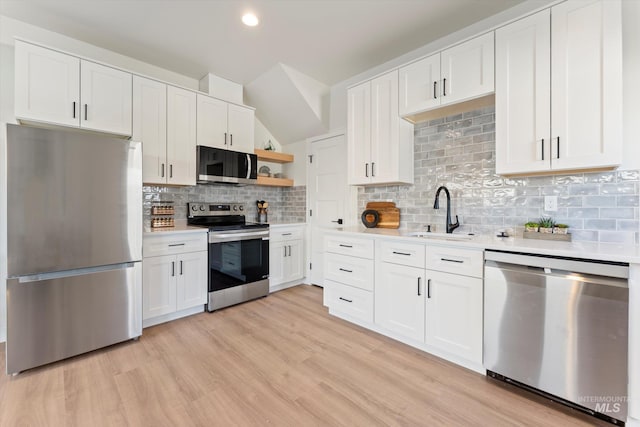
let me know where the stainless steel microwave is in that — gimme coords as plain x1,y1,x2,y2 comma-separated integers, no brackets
197,146,257,185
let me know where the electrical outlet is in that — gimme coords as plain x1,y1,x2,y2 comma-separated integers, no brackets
544,196,558,212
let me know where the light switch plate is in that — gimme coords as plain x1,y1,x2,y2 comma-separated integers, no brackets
544,196,558,212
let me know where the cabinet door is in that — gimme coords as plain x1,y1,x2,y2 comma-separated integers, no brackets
495,10,551,175
167,86,197,186
196,94,228,149
441,32,494,105
14,40,80,127
176,251,208,311
399,54,441,116
143,255,176,319
133,76,167,184
80,60,132,136
269,241,286,288
347,82,371,185
370,70,400,184
375,263,425,342
425,270,482,364
551,0,622,171
283,240,304,283
227,104,255,154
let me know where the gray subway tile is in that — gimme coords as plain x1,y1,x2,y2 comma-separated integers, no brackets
583,195,616,207
584,219,616,230
600,207,635,219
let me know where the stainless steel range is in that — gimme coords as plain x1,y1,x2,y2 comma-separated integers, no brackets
187,203,269,311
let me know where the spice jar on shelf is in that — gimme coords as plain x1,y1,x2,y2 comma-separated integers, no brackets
150,201,175,228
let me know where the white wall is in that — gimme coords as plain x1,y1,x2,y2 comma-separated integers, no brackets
622,0,640,170
283,140,309,186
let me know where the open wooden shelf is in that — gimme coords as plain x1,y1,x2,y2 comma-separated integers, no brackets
257,176,294,187
254,149,294,164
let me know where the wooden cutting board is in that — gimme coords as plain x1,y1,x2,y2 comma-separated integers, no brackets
366,202,400,229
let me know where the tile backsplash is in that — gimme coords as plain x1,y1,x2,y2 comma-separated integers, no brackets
358,105,639,244
144,184,307,225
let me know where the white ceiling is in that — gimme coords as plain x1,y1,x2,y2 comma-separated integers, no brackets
0,0,525,87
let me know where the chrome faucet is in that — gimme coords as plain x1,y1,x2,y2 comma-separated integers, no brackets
433,186,460,234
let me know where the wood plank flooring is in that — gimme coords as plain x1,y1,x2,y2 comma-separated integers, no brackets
0,285,608,426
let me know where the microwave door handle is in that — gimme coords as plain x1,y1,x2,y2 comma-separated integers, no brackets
246,154,252,179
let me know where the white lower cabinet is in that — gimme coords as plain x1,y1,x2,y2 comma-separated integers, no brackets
375,262,425,342
143,232,207,327
269,225,305,291
424,270,483,363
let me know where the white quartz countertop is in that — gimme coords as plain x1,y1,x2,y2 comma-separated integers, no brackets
268,222,306,228
328,226,640,264
144,221,208,236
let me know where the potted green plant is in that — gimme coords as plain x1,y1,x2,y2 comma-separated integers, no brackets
539,217,555,233
553,223,569,234
524,222,539,232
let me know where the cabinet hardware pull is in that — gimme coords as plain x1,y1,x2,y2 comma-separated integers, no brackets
170,164,173,178
392,251,411,256
433,81,437,99
427,279,431,299
339,268,353,273
556,137,560,159
282,233,292,236
72,102,76,118
288,245,291,257
161,163,165,178
171,261,175,277
230,134,233,146
168,243,185,247
84,104,88,120
180,260,183,275
331,219,344,225
443,78,447,96
441,258,463,263
224,132,228,145
417,277,421,296
541,138,545,160
365,163,369,177
371,162,375,177
339,297,353,303
339,244,353,248
283,246,287,257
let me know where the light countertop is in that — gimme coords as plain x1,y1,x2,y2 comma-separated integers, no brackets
268,222,306,228
327,226,640,264
144,221,208,236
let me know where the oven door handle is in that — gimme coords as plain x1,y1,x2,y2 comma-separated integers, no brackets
209,231,269,243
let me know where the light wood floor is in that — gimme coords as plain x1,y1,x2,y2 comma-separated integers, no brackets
0,285,608,426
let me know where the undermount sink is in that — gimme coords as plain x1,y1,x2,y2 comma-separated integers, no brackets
404,231,476,241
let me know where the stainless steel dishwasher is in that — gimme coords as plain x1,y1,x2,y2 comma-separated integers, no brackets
484,250,628,424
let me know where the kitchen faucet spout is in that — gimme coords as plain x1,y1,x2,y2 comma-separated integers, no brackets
433,186,460,234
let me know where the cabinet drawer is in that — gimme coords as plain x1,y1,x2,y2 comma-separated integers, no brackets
325,280,373,324
325,235,374,259
426,245,483,278
379,240,426,268
143,232,207,257
270,227,304,242
325,253,374,291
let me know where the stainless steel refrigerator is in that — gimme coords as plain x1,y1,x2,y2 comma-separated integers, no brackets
5,124,142,374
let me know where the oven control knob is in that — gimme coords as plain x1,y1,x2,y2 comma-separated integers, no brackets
191,205,197,211
199,206,205,211
239,206,244,211
233,206,238,211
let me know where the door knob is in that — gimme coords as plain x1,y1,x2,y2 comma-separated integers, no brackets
331,219,343,225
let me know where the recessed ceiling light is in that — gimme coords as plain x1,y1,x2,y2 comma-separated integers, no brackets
242,13,259,27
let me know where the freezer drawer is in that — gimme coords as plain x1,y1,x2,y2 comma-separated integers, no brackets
6,262,142,374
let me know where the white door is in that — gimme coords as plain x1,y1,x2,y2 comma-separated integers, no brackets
375,262,425,342
425,270,483,363
143,255,176,319
269,240,286,288
80,60,132,136
347,82,371,185
176,251,208,311
196,94,228,149
14,40,80,127
133,76,167,184
370,70,400,184
551,0,622,171
441,32,494,105
283,240,304,283
227,104,255,154
399,53,441,116
495,9,551,175
308,133,350,286
167,85,197,186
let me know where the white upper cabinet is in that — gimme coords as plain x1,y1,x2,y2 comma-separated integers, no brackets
14,40,132,136
167,86,197,186
197,94,255,154
80,61,132,135
15,40,80,127
133,76,167,184
347,70,413,186
398,33,494,116
496,0,622,175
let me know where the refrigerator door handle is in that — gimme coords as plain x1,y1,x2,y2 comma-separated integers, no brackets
17,262,137,283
